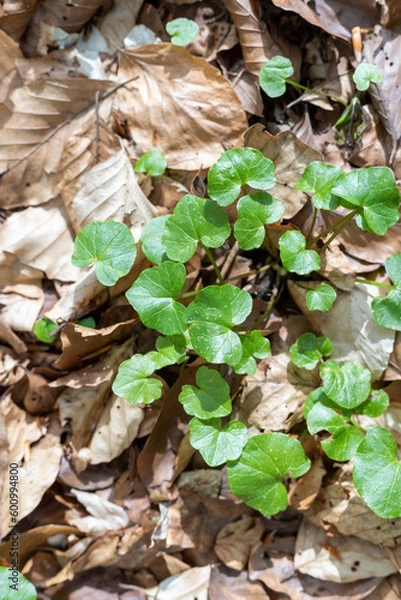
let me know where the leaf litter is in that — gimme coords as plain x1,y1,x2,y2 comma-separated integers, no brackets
0,0,401,598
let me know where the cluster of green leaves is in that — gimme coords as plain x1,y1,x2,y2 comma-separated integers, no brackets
67,143,401,520
371,254,401,331
291,332,399,518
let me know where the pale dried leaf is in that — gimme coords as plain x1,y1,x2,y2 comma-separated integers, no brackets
67,489,130,534
288,281,395,380
0,30,23,101
214,515,265,570
0,393,44,464
177,469,222,498
295,518,396,582
243,124,322,218
98,0,144,51
116,44,248,170
222,0,282,75
209,565,268,600
288,457,326,511
154,565,211,600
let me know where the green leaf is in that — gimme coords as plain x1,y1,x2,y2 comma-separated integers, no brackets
153,335,187,367
385,253,401,286
233,330,271,375
259,56,294,98
332,167,400,235
179,366,232,419
353,62,383,92
163,195,231,262
33,316,58,343
294,161,344,210
112,354,163,404
134,150,167,176
234,192,284,250
185,285,252,366
140,215,170,264
126,262,186,335
372,288,401,332
166,18,199,46
320,359,371,409
306,402,362,461
303,387,339,419
355,389,389,418
207,148,275,207
0,566,37,600
72,221,137,286
77,316,96,328
279,230,321,275
289,333,333,370
189,418,248,467
227,433,311,515
353,427,401,518
306,284,337,312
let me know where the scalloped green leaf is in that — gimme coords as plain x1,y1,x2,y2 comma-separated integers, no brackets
112,354,162,404
134,150,167,176
140,215,170,264
353,427,401,518
189,418,248,467
279,230,321,275
303,387,339,419
126,262,186,335
185,285,252,366
294,161,344,210
0,566,37,600
227,433,311,515
331,167,400,235
355,389,389,418
259,56,294,98
320,359,371,409
166,18,199,46
372,288,401,332
207,148,276,207
72,221,137,286
385,254,401,286
306,284,337,312
163,195,231,262
233,192,284,250
179,366,231,419
233,330,271,375
306,402,362,461
289,333,333,370
153,335,187,367
33,316,58,343
353,62,383,92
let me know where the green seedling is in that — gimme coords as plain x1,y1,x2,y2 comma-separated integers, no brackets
189,418,248,467
306,284,337,312
134,150,167,176
33,316,58,343
289,332,333,370
353,62,383,91
166,18,199,46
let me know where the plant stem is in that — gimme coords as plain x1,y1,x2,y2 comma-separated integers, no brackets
201,243,224,284
306,206,318,245
224,262,274,283
308,209,360,249
355,278,394,290
287,79,348,107
350,416,367,435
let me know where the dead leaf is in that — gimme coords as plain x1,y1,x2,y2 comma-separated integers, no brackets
0,393,44,464
116,44,248,170
66,489,130,535
209,564,269,600
177,469,222,498
0,0,37,42
152,565,211,600
22,371,59,414
288,457,326,511
214,514,265,570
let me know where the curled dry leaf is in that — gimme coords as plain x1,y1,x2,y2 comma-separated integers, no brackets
0,0,37,41
67,489,130,535
117,44,248,170
214,514,265,571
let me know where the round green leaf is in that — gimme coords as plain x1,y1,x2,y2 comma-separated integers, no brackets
134,150,167,176
227,433,311,515
207,148,276,207
0,566,37,600
126,262,186,335
279,230,321,275
154,335,187,367
306,402,362,461
233,330,271,375
189,418,248,467
185,285,252,366
372,288,401,332
77,316,96,328
33,316,58,343
72,221,137,286
290,333,333,370
353,62,383,92
306,284,337,312
140,215,170,264
166,18,199,46
294,161,344,210
234,192,284,250
303,386,340,419
385,254,401,286
179,366,232,419
259,56,294,98
163,195,230,262
112,354,162,404
320,359,371,409
353,427,401,518
332,167,400,235
355,389,389,418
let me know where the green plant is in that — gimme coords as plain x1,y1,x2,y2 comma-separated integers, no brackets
70,145,401,519
166,18,199,46
134,150,167,177
0,566,37,600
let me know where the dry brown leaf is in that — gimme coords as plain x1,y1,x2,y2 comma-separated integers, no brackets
221,0,282,75
0,30,23,101
0,393,44,465
214,515,265,571
98,0,144,51
22,371,59,414
0,0,37,41
116,44,248,170
295,518,396,582
209,565,269,600
66,489,130,535
177,469,222,498
288,456,326,511
243,124,322,218
151,565,211,600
